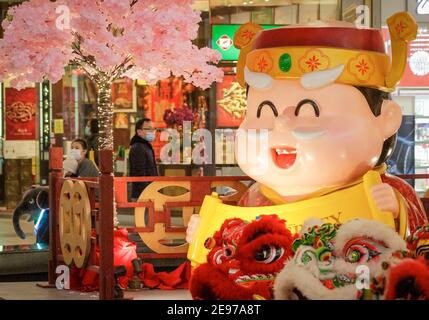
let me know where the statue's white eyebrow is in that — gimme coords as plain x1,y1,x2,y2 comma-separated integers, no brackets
300,64,345,90
244,67,273,89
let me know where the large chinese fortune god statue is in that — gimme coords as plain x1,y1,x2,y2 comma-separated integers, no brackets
187,12,428,268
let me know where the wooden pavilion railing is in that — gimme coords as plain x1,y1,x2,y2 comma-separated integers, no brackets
48,147,253,299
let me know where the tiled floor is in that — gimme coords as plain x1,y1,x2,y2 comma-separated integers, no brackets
0,282,192,300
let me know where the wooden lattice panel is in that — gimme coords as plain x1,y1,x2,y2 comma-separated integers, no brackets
59,180,92,268
134,180,248,255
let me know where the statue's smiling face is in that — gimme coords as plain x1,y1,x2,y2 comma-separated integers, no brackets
235,77,401,198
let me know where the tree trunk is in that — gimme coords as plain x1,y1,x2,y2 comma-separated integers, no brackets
97,80,114,151
96,80,116,299
96,79,118,224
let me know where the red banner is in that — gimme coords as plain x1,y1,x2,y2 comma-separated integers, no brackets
142,77,184,129
216,73,246,128
5,87,36,140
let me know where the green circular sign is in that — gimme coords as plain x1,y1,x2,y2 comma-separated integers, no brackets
279,53,292,72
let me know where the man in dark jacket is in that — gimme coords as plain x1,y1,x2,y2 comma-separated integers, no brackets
129,118,158,200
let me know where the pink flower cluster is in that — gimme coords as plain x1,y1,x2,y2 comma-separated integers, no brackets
163,106,194,127
0,0,223,90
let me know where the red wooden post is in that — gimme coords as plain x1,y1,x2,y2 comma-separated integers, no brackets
48,147,63,285
99,150,114,300
114,179,127,204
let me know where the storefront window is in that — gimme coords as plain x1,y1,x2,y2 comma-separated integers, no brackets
210,0,341,25
55,68,212,176
393,92,429,195
380,0,429,194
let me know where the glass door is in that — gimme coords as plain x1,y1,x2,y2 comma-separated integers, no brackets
414,94,429,195
396,90,429,196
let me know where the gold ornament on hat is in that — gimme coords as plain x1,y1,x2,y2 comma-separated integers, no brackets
299,49,330,73
234,22,263,86
386,12,419,88
348,53,376,83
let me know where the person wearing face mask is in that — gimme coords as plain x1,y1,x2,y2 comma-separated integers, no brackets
85,119,100,166
65,139,100,178
129,118,158,201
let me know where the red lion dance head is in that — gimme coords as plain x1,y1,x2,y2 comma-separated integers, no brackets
190,215,295,300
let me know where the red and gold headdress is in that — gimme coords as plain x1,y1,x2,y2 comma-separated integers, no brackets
234,12,418,92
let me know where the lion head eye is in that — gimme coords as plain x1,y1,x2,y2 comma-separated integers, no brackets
254,245,284,264
223,246,234,257
301,251,312,264
343,238,384,263
213,245,236,265
347,250,362,263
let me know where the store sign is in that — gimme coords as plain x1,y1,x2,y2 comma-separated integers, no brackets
383,26,429,87
3,140,37,159
212,24,281,61
216,35,233,51
409,50,429,76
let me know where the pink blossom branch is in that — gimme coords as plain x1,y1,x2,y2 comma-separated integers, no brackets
109,55,134,81
0,0,223,90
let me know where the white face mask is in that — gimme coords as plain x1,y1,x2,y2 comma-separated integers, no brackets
69,148,82,161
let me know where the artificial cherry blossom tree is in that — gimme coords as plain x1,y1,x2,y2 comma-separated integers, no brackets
0,0,223,151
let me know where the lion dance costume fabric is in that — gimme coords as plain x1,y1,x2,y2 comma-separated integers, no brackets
190,215,295,300
273,219,429,300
